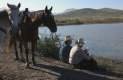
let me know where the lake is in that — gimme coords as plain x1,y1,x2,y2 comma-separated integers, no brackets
39,23,123,60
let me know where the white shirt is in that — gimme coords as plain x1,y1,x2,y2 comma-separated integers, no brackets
69,45,89,64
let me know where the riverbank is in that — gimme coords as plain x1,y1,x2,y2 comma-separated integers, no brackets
0,50,123,80
94,56,123,76
0,40,123,80
55,18,123,26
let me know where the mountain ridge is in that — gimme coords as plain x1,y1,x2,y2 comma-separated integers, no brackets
54,8,123,25
60,8,123,14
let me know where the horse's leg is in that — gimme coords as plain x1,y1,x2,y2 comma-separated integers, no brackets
19,41,25,62
35,40,38,52
14,40,19,60
4,35,13,54
31,41,36,66
9,36,14,48
24,42,30,67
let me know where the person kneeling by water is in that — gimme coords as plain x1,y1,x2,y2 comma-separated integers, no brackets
61,36,72,63
69,38,97,70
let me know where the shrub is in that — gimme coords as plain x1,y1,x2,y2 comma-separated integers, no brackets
37,35,61,59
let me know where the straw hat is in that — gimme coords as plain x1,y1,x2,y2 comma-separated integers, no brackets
76,38,85,45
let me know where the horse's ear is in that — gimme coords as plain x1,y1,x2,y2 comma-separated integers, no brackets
45,6,48,12
7,3,11,8
18,3,21,8
49,6,53,12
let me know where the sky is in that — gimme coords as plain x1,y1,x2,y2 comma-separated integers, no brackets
0,0,123,13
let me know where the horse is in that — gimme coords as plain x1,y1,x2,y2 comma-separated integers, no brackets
0,9,10,34
19,6,57,67
0,27,6,34
0,4,21,53
5,3,25,62
0,9,10,39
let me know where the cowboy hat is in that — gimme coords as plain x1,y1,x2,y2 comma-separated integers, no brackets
64,35,72,42
76,38,85,45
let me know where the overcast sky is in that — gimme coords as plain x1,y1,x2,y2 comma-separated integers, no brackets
0,0,123,13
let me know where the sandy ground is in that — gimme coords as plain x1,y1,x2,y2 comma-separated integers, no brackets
0,48,123,80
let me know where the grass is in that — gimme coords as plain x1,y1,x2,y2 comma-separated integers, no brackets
37,36,60,59
94,56,123,75
55,17,123,25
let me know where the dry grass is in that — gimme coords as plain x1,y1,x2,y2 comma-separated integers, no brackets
94,56,123,75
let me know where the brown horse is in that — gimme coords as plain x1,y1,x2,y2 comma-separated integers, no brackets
19,6,57,67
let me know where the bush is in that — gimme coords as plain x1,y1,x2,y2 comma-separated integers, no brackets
37,35,61,59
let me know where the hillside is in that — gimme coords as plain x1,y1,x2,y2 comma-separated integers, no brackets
55,8,123,25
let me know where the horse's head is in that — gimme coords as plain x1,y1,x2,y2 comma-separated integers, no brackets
7,3,21,32
42,6,57,33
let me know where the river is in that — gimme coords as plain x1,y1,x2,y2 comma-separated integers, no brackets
39,23,123,60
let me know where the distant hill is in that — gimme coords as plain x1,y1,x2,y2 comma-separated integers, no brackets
64,8,77,13
99,8,123,12
55,8,123,25
55,8,123,18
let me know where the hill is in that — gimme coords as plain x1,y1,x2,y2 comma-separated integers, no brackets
55,8,123,25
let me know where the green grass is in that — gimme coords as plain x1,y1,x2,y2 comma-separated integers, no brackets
55,17,123,25
37,36,60,59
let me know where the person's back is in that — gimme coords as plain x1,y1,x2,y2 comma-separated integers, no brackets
61,35,72,63
69,44,88,64
69,38,92,69
62,44,72,63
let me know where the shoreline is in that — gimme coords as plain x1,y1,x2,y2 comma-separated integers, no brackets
94,56,123,76
56,21,123,26
0,51,123,80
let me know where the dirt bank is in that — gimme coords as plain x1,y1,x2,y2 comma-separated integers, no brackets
0,49,123,80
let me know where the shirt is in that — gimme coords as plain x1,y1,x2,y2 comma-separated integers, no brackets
69,45,89,64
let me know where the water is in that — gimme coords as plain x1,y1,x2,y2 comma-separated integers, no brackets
39,23,123,60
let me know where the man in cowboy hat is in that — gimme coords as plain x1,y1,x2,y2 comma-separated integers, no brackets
61,35,72,63
69,38,97,69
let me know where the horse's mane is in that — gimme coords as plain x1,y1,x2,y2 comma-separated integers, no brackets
0,9,9,19
31,15,39,22
30,10,44,22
